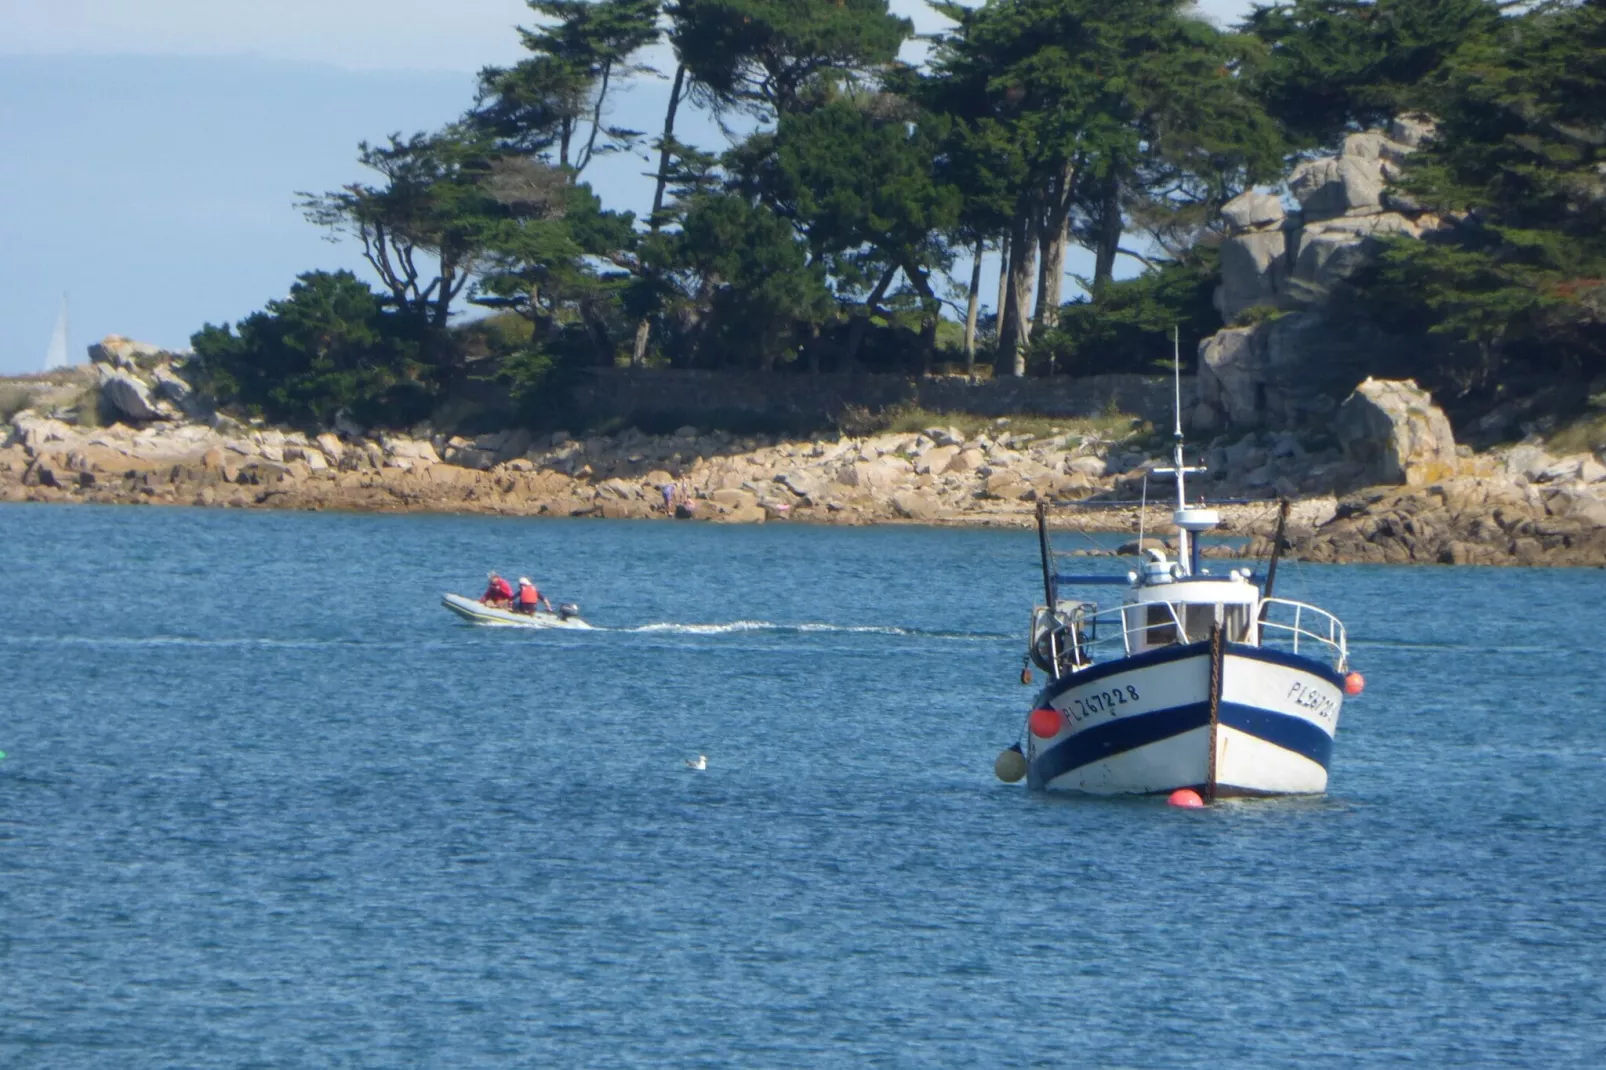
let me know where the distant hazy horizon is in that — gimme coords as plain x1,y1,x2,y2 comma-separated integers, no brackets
0,52,706,375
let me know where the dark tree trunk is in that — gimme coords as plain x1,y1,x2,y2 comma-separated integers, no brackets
1035,216,1069,334
1035,160,1077,333
904,261,940,374
963,237,984,373
1032,229,1051,332
994,232,1010,344
998,203,1037,376
432,258,456,329
631,64,689,369
575,61,613,176
1093,174,1123,287
842,265,898,371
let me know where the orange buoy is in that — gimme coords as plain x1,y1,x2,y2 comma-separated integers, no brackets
1344,671,1366,696
1028,707,1063,739
1168,788,1205,809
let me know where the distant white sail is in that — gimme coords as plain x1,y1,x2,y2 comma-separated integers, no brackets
43,294,69,371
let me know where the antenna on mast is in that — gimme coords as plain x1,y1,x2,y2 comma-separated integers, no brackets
1172,324,1183,441
1138,471,1149,550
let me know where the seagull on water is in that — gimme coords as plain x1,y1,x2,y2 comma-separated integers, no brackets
685,754,707,770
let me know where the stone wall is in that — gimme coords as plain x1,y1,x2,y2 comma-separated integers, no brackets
564,369,1188,430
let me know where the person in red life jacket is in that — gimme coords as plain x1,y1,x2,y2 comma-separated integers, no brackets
481,571,514,606
514,576,553,615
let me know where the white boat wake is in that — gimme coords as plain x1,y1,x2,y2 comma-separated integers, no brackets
621,620,1009,640
442,594,1008,641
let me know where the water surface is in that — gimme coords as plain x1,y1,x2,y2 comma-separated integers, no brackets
1,504,1602,1067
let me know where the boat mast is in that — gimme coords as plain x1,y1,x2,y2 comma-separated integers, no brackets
1171,326,1188,569
1259,497,1292,617
1155,325,1216,577
1035,500,1056,610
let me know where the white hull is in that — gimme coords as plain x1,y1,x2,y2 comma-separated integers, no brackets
1027,642,1341,797
441,593,593,630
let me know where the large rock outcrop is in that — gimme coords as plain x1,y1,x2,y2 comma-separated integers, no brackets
1196,115,1443,433
73,335,212,425
1214,190,1288,321
98,369,174,423
1288,477,1606,567
88,334,167,370
1334,378,1458,486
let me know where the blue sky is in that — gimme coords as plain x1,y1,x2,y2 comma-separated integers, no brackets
0,0,1255,375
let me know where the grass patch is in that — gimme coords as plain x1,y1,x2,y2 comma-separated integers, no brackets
73,386,103,429
0,383,36,423
1545,394,1606,456
562,407,838,439
868,404,1147,443
1229,303,1287,328
928,360,994,379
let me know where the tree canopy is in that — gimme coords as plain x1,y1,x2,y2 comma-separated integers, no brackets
195,0,1603,431
1352,0,1606,391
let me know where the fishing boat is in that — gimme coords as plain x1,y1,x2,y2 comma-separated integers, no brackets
441,593,592,630
996,366,1363,800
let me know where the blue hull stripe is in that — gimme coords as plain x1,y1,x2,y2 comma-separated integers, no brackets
1218,702,1333,770
1033,703,1335,784
1033,702,1210,785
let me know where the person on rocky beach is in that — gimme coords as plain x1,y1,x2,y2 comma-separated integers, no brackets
481,571,514,607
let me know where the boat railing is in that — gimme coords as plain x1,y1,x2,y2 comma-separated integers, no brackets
1257,597,1349,669
1033,600,1189,674
1034,596,1348,675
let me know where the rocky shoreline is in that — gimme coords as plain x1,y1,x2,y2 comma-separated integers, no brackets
4,335,1604,564
5,393,1606,566
0,408,1234,530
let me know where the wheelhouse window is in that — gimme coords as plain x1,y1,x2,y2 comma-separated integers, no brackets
1183,604,1217,643
1140,602,1249,647
1145,603,1178,645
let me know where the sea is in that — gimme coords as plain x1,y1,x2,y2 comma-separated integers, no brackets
1,503,1602,1068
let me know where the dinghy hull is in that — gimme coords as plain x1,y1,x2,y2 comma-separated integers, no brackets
441,593,593,630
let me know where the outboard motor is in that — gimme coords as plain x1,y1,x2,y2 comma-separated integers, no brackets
557,602,580,621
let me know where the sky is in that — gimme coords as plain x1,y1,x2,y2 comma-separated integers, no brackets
0,0,1257,375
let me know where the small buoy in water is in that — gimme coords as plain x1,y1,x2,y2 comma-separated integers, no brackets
1020,665,1032,685
685,754,707,770
1168,788,1205,809
1344,671,1366,696
995,744,1027,783
1028,707,1063,739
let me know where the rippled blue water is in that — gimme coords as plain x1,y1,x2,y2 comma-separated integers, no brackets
1,503,1603,1067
